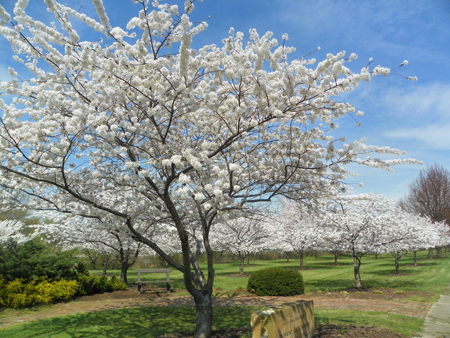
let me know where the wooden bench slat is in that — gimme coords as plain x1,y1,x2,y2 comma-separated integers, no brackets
135,268,173,293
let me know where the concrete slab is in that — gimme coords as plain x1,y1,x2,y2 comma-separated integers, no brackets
416,294,450,338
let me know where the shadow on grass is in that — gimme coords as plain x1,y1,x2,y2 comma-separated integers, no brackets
0,306,264,338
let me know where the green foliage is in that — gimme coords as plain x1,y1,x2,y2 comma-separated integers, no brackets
0,277,79,308
0,239,79,282
75,274,126,296
110,276,127,291
247,267,304,296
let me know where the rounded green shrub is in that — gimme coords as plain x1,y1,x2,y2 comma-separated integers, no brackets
247,267,304,296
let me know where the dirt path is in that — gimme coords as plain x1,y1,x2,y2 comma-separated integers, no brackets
0,288,431,329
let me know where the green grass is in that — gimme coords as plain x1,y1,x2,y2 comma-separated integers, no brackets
94,250,450,297
0,306,262,338
2,250,448,337
315,309,424,337
0,306,423,338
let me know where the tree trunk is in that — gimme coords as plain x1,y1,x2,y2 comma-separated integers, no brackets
374,252,378,260
193,291,213,338
353,255,362,289
394,252,402,274
428,247,433,259
314,251,318,260
286,252,290,263
334,253,338,265
102,253,112,276
299,251,304,269
413,251,417,266
239,256,244,275
120,261,129,285
436,247,442,257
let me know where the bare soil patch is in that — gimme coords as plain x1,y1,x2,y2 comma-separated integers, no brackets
307,287,433,302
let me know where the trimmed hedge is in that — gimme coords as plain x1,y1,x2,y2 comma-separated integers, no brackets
247,267,304,296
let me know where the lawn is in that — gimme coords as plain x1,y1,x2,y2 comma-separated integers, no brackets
94,250,450,297
1,250,448,337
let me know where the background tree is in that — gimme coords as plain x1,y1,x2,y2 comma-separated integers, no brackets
34,215,150,284
0,1,417,336
320,194,414,288
399,164,450,257
277,200,325,269
211,215,270,275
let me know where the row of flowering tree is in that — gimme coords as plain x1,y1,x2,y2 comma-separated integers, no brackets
276,194,450,288
0,1,419,337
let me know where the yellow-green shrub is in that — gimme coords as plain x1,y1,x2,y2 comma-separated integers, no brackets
35,279,79,302
0,278,79,308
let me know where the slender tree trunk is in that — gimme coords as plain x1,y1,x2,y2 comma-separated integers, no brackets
300,251,304,269
413,251,417,266
334,252,338,265
374,252,378,260
428,247,433,259
102,253,112,276
394,252,402,274
247,254,250,265
314,251,318,260
120,261,129,285
286,252,290,263
353,254,362,289
239,256,244,275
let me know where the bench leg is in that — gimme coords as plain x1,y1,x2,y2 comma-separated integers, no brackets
138,284,142,294
166,283,171,293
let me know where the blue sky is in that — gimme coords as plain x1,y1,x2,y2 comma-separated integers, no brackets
1,0,449,200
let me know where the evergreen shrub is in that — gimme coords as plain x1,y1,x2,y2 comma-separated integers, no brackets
0,239,78,282
247,267,304,296
75,274,127,295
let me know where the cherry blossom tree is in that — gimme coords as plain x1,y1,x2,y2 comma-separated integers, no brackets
0,219,28,245
33,214,150,284
379,211,438,274
277,200,325,269
0,1,418,336
211,214,271,274
431,220,450,256
319,194,414,288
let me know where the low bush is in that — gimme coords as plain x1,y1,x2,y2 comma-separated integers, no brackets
0,276,79,308
75,274,126,296
247,267,304,296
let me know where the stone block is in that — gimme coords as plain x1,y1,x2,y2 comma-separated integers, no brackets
251,301,314,338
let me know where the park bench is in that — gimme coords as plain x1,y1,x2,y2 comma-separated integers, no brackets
135,268,173,293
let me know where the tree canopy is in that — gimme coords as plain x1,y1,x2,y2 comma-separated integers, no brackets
0,1,418,336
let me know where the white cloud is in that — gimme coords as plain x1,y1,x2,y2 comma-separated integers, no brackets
385,123,450,150
382,82,450,120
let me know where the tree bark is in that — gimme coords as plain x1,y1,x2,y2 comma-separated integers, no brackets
239,255,244,275
428,247,433,259
193,291,213,338
394,252,402,274
334,252,338,265
353,255,362,288
299,251,304,269
413,251,417,266
120,261,129,285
